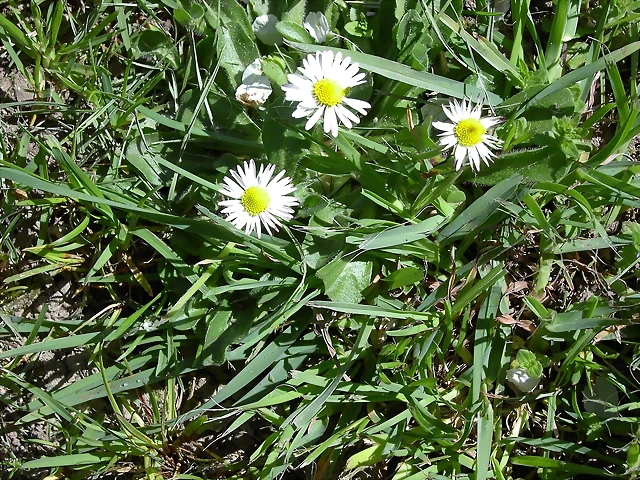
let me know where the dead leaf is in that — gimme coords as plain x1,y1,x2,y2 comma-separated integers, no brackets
594,325,625,343
497,314,535,333
504,281,529,296
13,189,28,201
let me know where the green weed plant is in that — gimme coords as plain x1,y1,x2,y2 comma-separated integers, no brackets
1,0,640,479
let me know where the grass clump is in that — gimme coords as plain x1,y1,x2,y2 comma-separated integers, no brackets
1,0,640,479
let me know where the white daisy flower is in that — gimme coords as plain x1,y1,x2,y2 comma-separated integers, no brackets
139,319,154,332
506,367,542,393
433,98,504,172
281,50,371,137
219,160,299,238
235,59,272,108
252,14,283,46
304,12,330,43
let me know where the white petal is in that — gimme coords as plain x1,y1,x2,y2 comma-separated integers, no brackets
267,170,286,187
336,104,360,125
476,142,496,164
335,105,354,128
305,106,325,130
219,198,242,207
439,134,457,150
309,53,323,77
245,217,255,236
458,99,468,117
454,146,468,170
230,169,247,190
260,211,280,233
292,105,317,119
333,51,343,70
442,104,458,122
342,97,371,115
321,50,334,73
221,180,243,198
259,164,275,186
303,12,329,43
432,121,455,133
482,134,504,149
468,146,481,172
324,106,338,137
286,74,313,89
342,72,366,88
336,105,360,128
470,99,484,119
480,116,502,129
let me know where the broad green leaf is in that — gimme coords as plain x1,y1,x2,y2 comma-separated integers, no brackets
382,267,424,290
516,349,543,378
125,135,165,187
282,0,306,23
360,215,447,250
511,456,609,475
317,255,373,304
436,175,524,245
346,444,385,469
21,454,109,468
0,333,99,359
262,103,312,176
192,297,256,365
217,23,260,88
301,201,348,270
276,21,314,43
174,4,208,34
132,28,179,68
464,147,569,186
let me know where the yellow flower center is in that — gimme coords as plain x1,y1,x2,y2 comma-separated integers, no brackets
454,118,486,147
313,78,345,107
241,186,270,216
